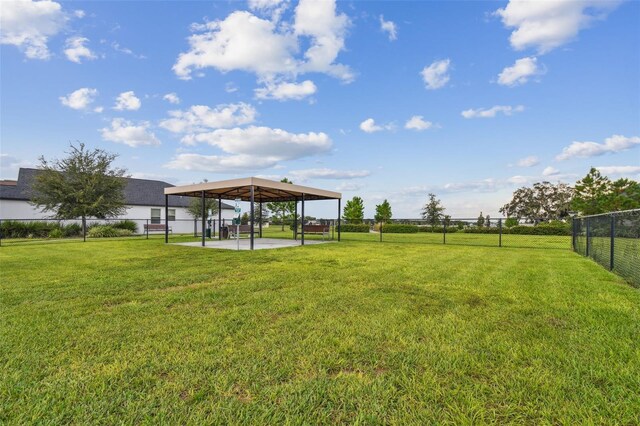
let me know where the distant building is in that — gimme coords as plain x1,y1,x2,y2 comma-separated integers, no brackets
0,168,235,233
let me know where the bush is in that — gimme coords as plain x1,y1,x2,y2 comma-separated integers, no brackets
338,223,370,233
87,225,133,238
0,220,61,238
380,224,419,233
112,220,138,233
48,228,63,238
62,223,82,237
417,226,458,233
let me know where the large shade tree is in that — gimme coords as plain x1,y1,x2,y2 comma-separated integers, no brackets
343,196,365,223
500,181,573,223
31,143,128,238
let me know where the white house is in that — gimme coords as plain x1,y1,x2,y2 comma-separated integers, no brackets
0,168,236,234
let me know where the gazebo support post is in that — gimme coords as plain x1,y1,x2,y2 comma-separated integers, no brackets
337,198,341,242
294,198,298,240
259,201,263,238
218,195,222,241
201,190,205,247
301,193,305,246
164,194,169,244
250,185,255,250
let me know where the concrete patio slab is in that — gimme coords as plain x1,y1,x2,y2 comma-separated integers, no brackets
173,238,331,250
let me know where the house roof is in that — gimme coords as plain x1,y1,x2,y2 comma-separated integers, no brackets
0,168,233,209
165,176,342,202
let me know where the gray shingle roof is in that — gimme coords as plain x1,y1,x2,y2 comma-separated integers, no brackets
0,168,233,209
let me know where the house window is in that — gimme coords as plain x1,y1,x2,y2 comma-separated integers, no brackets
151,208,161,224
168,209,176,221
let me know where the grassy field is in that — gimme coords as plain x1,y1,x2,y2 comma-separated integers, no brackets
1,235,639,424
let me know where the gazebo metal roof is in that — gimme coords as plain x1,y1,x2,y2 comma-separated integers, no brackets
163,177,342,250
163,177,341,202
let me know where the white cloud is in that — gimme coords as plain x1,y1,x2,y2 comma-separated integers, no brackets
165,126,332,173
421,59,451,90
515,155,539,167
497,56,543,86
63,36,96,63
100,118,160,147
0,0,67,59
462,105,524,119
160,103,257,134
163,93,180,104
173,1,353,83
379,15,397,41
336,182,363,192
542,166,559,177
59,87,98,110
404,115,433,131
495,0,622,54
595,166,640,176
255,80,317,101
183,126,331,159
111,42,146,59
113,91,141,111
360,118,383,133
289,168,370,180
556,135,640,161
73,10,85,19
225,82,238,93
248,0,289,21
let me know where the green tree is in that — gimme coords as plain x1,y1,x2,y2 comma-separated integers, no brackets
476,212,484,227
374,199,392,224
485,214,491,227
266,178,296,231
187,196,219,221
241,212,250,225
343,196,365,223
604,178,640,212
572,168,611,215
501,182,574,223
504,217,519,228
31,143,128,237
254,204,269,225
421,193,445,228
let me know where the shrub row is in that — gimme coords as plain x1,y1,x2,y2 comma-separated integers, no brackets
338,223,371,233
87,225,134,238
0,220,137,239
463,223,571,236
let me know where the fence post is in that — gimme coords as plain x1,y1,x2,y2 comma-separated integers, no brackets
499,219,502,247
586,217,590,257
0,218,2,247
380,221,383,242
146,219,149,239
610,214,615,271
443,222,446,244
571,217,576,251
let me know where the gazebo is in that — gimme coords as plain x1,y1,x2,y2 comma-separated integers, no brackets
163,177,342,250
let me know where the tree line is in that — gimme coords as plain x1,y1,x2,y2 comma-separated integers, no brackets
30,145,639,228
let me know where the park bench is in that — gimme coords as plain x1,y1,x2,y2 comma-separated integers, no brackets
296,224,330,240
144,223,172,233
227,224,253,238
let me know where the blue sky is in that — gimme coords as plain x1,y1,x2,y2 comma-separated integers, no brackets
1,0,639,218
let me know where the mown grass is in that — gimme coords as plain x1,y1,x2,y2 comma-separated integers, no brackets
1,235,639,424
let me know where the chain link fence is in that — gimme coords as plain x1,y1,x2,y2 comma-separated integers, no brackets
573,209,640,287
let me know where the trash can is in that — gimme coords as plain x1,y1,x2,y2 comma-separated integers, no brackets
221,226,229,239
205,228,211,238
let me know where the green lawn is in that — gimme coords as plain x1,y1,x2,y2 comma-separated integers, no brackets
1,236,639,424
